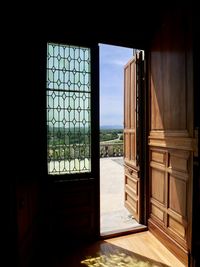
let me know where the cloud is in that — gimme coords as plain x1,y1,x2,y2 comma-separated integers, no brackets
112,59,127,66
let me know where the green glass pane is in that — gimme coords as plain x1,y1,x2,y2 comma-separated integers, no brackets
46,43,91,175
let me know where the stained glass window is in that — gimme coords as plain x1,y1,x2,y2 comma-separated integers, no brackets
46,43,91,174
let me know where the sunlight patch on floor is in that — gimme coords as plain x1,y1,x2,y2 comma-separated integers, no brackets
81,252,165,267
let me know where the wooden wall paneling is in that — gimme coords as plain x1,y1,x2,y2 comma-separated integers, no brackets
150,35,164,131
151,168,165,204
150,148,166,227
148,10,194,265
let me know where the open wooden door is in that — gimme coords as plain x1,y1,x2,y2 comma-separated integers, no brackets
147,13,195,265
124,51,143,223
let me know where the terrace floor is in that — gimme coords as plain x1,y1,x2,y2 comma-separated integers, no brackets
100,157,141,235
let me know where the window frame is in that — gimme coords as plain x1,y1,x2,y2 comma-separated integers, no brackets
45,41,99,181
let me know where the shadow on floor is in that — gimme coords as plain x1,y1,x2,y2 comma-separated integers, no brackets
38,239,171,267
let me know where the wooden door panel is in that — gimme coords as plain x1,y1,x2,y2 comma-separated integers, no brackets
169,175,187,216
149,147,190,249
151,203,165,223
124,167,139,216
124,52,143,222
151,168,165,204
147,13,195,265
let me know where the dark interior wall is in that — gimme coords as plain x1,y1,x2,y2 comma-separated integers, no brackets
10,5,199,266
11,17,162,265
10,38,45,266
15,183,40,267
35,13,164,252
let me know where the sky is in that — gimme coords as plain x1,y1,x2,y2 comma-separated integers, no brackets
100,44,133,127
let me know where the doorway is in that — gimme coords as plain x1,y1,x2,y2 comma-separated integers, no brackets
99,44,144,236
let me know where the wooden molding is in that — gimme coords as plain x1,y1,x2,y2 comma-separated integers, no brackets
148,136,193,151
150,130,190,138
124,161,139,171
148,130,196,151
148,219,188,266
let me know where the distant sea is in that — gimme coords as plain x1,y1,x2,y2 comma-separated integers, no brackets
100,125,123,129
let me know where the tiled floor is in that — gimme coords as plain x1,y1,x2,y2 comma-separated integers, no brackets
100,157,140,234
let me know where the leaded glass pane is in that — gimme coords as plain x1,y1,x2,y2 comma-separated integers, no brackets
46,43,91,175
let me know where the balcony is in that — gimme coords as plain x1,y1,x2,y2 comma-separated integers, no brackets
100,142,123,158
100,151,140,235
48,141,139,233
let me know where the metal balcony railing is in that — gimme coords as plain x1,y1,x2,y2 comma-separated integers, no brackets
100,142,123,158
48,142,124,161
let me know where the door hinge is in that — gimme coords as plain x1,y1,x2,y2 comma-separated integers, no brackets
194,127,199,157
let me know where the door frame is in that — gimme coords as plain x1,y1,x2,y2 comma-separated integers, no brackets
99,46,149,238
43,38,149,240
43,39,101,239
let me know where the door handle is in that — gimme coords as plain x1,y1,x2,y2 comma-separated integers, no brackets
128,168,133,175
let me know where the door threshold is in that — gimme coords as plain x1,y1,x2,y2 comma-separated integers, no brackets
100,225,147,239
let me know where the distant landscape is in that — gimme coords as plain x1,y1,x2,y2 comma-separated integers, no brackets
100,125,123,130
100,127,123,157
47,125,123,162
47,125,123,145
100,127,123,142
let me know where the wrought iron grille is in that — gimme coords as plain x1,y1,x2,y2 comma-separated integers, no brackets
46,43,91,175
